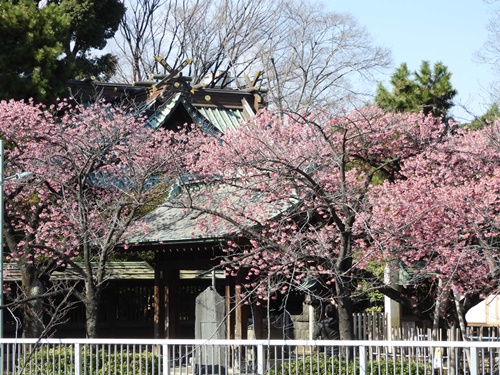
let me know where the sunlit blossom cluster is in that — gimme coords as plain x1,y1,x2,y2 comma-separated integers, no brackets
0,99,184,292
182,106,448,306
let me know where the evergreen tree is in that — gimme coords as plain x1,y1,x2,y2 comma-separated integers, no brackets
465,103,500,131
0,0,124,103
375,61,457,121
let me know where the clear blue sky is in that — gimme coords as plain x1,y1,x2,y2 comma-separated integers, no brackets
328,0,497,122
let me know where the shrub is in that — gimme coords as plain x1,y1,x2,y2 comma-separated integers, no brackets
269,355,355,375
269,355,430,375
16,345,162,375
367,358,431,375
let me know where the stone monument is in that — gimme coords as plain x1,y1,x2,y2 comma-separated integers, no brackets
194,287,226,375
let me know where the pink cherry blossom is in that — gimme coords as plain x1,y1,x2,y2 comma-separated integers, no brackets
0,99,185,337
182,105,446,339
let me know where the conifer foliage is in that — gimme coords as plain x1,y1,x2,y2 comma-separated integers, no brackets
0,0,124,103
375,61,457,121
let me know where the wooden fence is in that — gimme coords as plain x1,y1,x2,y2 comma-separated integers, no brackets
352,312,500,342
353,312,387,340
396,325,500,341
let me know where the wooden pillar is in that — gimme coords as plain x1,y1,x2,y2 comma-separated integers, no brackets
166,269,180,338
225,275,235,339
252,303,265,339
154,266,166,338
235,272,248,340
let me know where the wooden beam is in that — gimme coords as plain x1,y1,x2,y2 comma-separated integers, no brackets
153,56,193,90
234,272,248,340
252,303,265,339
225,275,235,339
251,71,262,87
243,72,262,91
153,268,166,338
156,258,222,271
165,269,180,338
154,56,174,72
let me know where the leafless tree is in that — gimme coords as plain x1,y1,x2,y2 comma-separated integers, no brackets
259,0,391,112
112,0,282,86
5,281,78,338
477,2,500,101
112,0,173,82
110,0,390,111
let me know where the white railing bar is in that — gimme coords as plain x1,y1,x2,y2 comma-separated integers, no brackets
163,343,169,375
3,338,500,349
470,346,478,375
75,342,81,375
359,345,366,375
2,338,500,375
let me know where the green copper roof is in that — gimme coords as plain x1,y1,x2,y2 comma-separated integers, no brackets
146,93,254,133
196,106,247,133
4,261,154,282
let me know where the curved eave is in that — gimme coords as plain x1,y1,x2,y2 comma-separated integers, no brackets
124,236,229,249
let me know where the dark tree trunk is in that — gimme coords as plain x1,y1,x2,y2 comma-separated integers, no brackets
84,281,100,338
335,232,355,340
20,262,45,338
335,286,354,340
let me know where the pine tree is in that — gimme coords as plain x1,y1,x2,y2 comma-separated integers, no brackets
466,103,500,130
0,0,124,103
375,61,457,121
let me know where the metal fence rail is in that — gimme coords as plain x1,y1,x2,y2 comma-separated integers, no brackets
0,338,499,375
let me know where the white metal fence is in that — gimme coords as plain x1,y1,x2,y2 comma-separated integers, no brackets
0,338,499,375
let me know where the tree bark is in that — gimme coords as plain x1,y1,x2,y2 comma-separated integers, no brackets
431,279,444,341
335,233,355,340
20,262,45,338
335,292,354,340
453,291,469,341
84,281,100,338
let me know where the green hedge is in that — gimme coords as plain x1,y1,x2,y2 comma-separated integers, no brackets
17,347,431,375
269,355,431,375
16,346,162,375
269,355,356,375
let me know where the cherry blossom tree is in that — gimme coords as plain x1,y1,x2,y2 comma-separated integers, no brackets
180,106,444,339
369,122,500,335
0,99,185,337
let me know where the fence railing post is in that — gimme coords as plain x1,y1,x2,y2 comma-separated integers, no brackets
75,343,81,375
469,346,477,375
256,342,265,375
359,345,366,375
0,338,492,375
163,343,170,375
